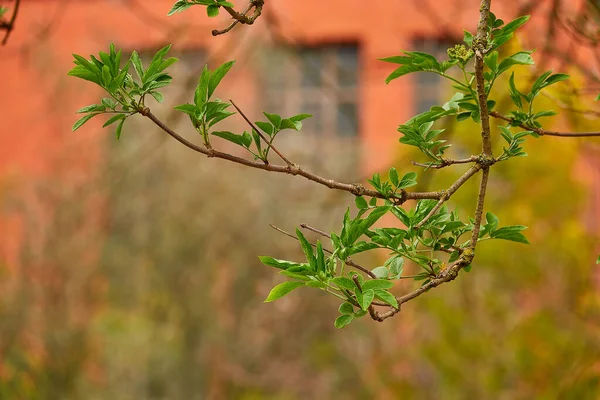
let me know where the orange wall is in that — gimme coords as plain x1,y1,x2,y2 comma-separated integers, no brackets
0,0,598,265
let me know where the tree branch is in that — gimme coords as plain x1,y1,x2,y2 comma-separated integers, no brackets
212,0,264,36
1,0,20,46
141,108,442,203
415,164,483,229
229,99,293,166
468,0,493,254
490,111,600,137
412,155,479,169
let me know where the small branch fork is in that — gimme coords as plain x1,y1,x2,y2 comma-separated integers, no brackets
229,99,293,166
1,0,20,45
212,0,264,36
490,111,600,137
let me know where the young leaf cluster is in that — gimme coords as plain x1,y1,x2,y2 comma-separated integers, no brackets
174,61,236,147
260,202,528,328
249,112,312,162
168,0,234,17
68,44,177,138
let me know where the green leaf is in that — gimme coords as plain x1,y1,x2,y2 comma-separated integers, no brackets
497,51,534,75
258,256,302,270
208,61,235,99
484,51,499,72
174,103,198,117
362,279,394,291
500,15,530,36
72,113,100,132
168,0,193,15
331,277,356,290
316,241,326,274
595,94,600,101
305,280,327,288
296,229,316,269
355,196,368,210
76,104,106,114
346,207,390,245
212,130,252,148
388,256,404,278
374,289,399,308
115,118,125,139
102,113,127,128
389,167,399,186
68,65,101,85
289,113,312,122
490,225,530,244
262,112,282,131
356,289,375,310
195,65,210,109
596,254,600,264
264,281,305,302
397,172,418,189
463,30,474,46
280,271,311,281
371,266,389,279
485,212,499,233
149,91,164,103
206,4,220,17
508,72,523,109
334,314,354,329
339,302,354,315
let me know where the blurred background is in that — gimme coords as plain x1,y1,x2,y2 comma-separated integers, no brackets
1,0,600,398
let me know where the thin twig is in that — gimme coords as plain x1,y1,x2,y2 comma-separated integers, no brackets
229,99,293,166
1,0,21,45
212,0,264,36
490,111,600,137
415,164,482,229
299,223,329,238
270,224,376,279
469,168,490,249
142,108,442,203
412,156,479,169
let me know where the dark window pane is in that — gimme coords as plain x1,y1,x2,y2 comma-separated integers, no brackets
336,45,358,87
337,102,358,137
300,48,323,88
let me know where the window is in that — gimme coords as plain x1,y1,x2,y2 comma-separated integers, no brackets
412,38,456,114
261,44,360,138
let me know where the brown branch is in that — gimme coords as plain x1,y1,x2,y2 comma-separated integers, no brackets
490,111,600,137
414,164,483,229
372,254,474,322
1,0,21,46
141,108,442,203
412,155,479,169
474,1,493,157
212,0,264,36
269,224,376,279
229,99,293,166
467,0,493,255
469,167,490,249
299,223,329,238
